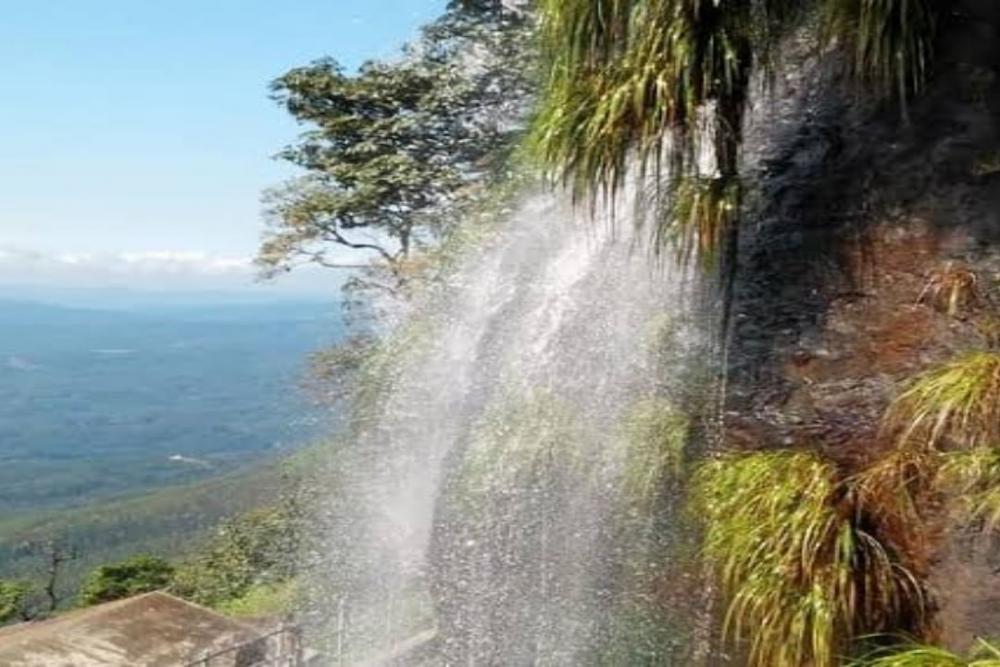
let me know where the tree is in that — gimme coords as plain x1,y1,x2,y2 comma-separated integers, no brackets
79,555,175,606
258,1,534,296
0,580,32,624
172,500,303,607
28,539,80,614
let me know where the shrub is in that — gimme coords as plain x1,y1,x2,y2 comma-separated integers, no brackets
691,451,929,667
79,555,174,606
0,580,32,624
885,352,1000,449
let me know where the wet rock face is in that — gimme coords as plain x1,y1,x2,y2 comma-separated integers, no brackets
726,0,1000,649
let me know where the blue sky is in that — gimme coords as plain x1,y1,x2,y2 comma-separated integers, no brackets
0,0,445,292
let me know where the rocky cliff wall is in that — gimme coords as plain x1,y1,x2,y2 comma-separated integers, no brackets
726,0,1000,650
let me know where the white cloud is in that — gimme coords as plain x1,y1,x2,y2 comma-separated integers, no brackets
0,245,252,277
0,244,264,291
0,243,350,296
117,250,252,275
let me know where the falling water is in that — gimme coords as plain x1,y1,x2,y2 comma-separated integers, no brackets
306,186,717,665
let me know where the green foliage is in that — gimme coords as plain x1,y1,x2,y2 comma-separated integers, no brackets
621,398,689,510
691,451,928,667
214,580,300,619
853,639,1000,666
304,334,380,405
530,0,755,191
0,461,289,601
885,351,1000,449
0,580,31,624
822,0,938,103
260,3,534,293
78,555,174,606
528,0,779,266
940,449,1000,529
530,0,944,266
458,393,590,502
172,501,302,608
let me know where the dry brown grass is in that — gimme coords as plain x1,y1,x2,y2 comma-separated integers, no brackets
917,262,981,317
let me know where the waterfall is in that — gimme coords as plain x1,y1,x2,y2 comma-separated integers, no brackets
306,186,716,665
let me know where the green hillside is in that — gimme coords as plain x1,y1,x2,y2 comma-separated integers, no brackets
0,458,291,595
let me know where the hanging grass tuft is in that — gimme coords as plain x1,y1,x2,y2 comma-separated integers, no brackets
530,0,944,267
529,0,761,267
648,176,743,268
691,450,929,667
940,449,1000,529
851,448,938,549
822,0,939,103
885,352,1000,449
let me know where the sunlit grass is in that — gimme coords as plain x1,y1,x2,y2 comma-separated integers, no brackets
853,638,1000,666
691,450,928,667
214,579,300,618
529,0,758,267
885,352,1000,449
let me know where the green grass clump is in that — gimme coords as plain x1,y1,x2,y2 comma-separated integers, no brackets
853,639,1000,666
885,352,1000,449
691,451,928,667
940,449,1000,529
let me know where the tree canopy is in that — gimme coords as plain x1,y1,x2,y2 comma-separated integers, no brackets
172,502,301,607
79,555,175,606
0,580,31,624
258,1,534,295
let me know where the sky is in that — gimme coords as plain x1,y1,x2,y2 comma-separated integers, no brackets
0,0,446,295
